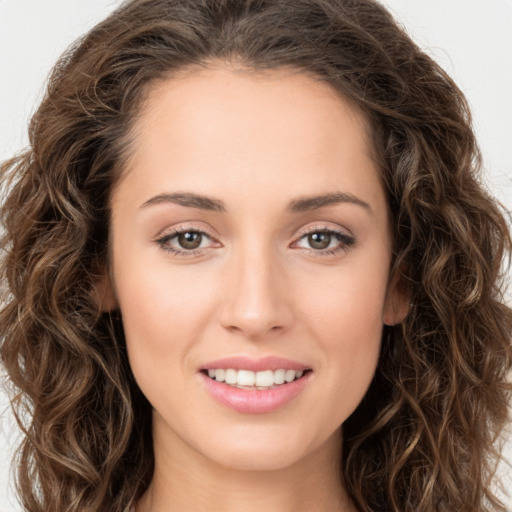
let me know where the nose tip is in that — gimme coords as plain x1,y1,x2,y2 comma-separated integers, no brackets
223,313,286,340
219,258,293,340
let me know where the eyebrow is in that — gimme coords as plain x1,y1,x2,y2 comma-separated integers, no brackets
140,192,226,212
140,191,371,214
287,192,372,213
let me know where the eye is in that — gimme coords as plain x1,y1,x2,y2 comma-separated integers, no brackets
155,227,219,256
304,232,334,250
293,228,355,255
175,231,204,250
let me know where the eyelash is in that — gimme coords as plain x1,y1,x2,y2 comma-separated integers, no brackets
154,225,355,258
293,226,356,257
155,225,217,257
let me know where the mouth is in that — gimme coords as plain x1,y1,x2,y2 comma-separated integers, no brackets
200,368,312,390
199,356,313,413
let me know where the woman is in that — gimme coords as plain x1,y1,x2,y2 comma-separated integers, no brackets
1,0,511,511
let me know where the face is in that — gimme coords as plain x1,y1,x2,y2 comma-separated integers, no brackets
107,65,405,472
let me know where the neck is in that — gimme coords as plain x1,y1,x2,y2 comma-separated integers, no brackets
137,414,354,512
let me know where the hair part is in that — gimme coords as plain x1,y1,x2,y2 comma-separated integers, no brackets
1,1,511,510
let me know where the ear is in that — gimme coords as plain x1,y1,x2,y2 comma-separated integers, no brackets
93,267,118,312
382,270,409,326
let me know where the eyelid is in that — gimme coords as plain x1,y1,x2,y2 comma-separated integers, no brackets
155,221,219,240
154,222,355,258
291,223,356,255
154,223,221,256
296,223,354,239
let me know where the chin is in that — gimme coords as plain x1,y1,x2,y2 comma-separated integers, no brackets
193,423,339,473
207,445,307,472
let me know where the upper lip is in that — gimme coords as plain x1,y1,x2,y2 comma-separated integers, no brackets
200,355,310,372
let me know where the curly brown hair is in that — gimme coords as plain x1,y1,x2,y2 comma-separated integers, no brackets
1,0,511,510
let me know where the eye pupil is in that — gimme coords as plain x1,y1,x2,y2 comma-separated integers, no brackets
308,232,331,249
178,232,202,249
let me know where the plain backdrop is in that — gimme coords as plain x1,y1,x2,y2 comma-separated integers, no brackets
1,1,511,510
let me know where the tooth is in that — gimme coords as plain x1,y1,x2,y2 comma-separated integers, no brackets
225,369,237,384
210,368,306,387
255,370,274,387
274,369,285,385
237,370,256,386
285,369,296,383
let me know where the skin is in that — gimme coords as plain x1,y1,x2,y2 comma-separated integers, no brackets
104,64,407,512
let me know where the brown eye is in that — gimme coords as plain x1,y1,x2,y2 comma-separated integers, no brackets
293,228,356,255
156,228,219,256
178,231,203,249
308,232,331,250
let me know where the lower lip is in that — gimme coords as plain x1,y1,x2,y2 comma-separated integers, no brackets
200,372,311,414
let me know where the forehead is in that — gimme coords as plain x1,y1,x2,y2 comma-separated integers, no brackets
130,64,373,157
115,64,384,214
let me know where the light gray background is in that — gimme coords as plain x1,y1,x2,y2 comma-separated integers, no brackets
1,1,511,510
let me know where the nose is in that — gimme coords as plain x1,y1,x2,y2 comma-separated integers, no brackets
219,245,294,340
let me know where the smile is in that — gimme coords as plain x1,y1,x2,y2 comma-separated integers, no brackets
200,359,312,413
204,368,307,389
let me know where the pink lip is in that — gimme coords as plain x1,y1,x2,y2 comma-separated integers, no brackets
200,373,310,414
198,356,312,414
200,355,310,372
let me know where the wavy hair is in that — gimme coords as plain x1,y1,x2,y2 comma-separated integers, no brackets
1,0,511,510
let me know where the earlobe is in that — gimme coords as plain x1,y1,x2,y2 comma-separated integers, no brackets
383,272,410,326
93,269,118,312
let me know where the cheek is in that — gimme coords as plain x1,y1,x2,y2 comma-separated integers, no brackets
113,257,220,376
297,259,388,415
299,255,388,344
